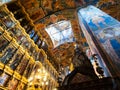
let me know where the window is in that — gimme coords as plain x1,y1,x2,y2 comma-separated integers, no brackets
45,20,75,48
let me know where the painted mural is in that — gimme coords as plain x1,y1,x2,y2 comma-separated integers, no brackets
78,15,110,76
39,0,75,14
79,5,120,69
75,0,115,8
20,0,116,23
35,9,80,48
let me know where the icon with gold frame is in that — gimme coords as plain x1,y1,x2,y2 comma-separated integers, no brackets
23,58,35,78
16,52,30,75
0,72,11,87
0,35,10,53
16,81,25,90
0,4,10,19
0,40,18,65
0,20,7,30
8,46,24,70
0,9,8,19
7,25,26,45
7,77,19,90
21,35,31,52
28,41,35,56
1,15,16,29
32,46,39,61
28,28,35,38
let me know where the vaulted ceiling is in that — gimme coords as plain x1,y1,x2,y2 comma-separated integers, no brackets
18,0,119,67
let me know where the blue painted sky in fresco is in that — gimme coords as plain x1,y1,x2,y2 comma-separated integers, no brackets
79,5,119,31
79,5,120,61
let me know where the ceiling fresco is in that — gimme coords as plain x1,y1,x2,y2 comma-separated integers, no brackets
20,0,116,22
19,0,118,67
34,9,83,66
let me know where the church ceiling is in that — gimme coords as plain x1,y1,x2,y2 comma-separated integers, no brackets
19,0,118,67
20,0,116,22
34,9,81,66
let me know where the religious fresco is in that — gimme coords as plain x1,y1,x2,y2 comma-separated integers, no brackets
75,0,115,8
79,5,120,69
79,5,118,31
40,0,75,14
78,16,110,77
19,0,116,24
35,9,78,48
34,9,81,65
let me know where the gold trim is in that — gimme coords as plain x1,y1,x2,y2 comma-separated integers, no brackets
21,76,28,84
4,65,13,75
0,63,4,70
13,71,21,80
2,31,12,42
0,27,4,32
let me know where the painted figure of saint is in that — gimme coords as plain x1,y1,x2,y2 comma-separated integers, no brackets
0,47,17,64
0,36,9,52
9,53,23,70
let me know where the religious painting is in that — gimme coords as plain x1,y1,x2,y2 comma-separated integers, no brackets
29,42,35,56
79,5,120,69
0,42,17,65
7,26,18,37
35,23,46,30
97,25,120,64
0,72,11,86
75,0,86,7
0,35,10,52
1,16,16,29
75,0,115,8
34,10,77,48
32,47,39,61
65,0,75,8
28,29,35,38
22,38,31,50
97,0,115,8
0,20,7,30
8,47,24,70
21,36,31,52
79,5,118,31
38,50,45,63
41,40,48,51
23,24,33,33
30,8,45,22
20,0,36,10
7,26,26,44
0,10,8,19
36,39,42,48
8,77,19,90
40,0,54,14
23,59,35,78
33,33,39,43
80,19,110,77
16,53,29,75
16,82,25,90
